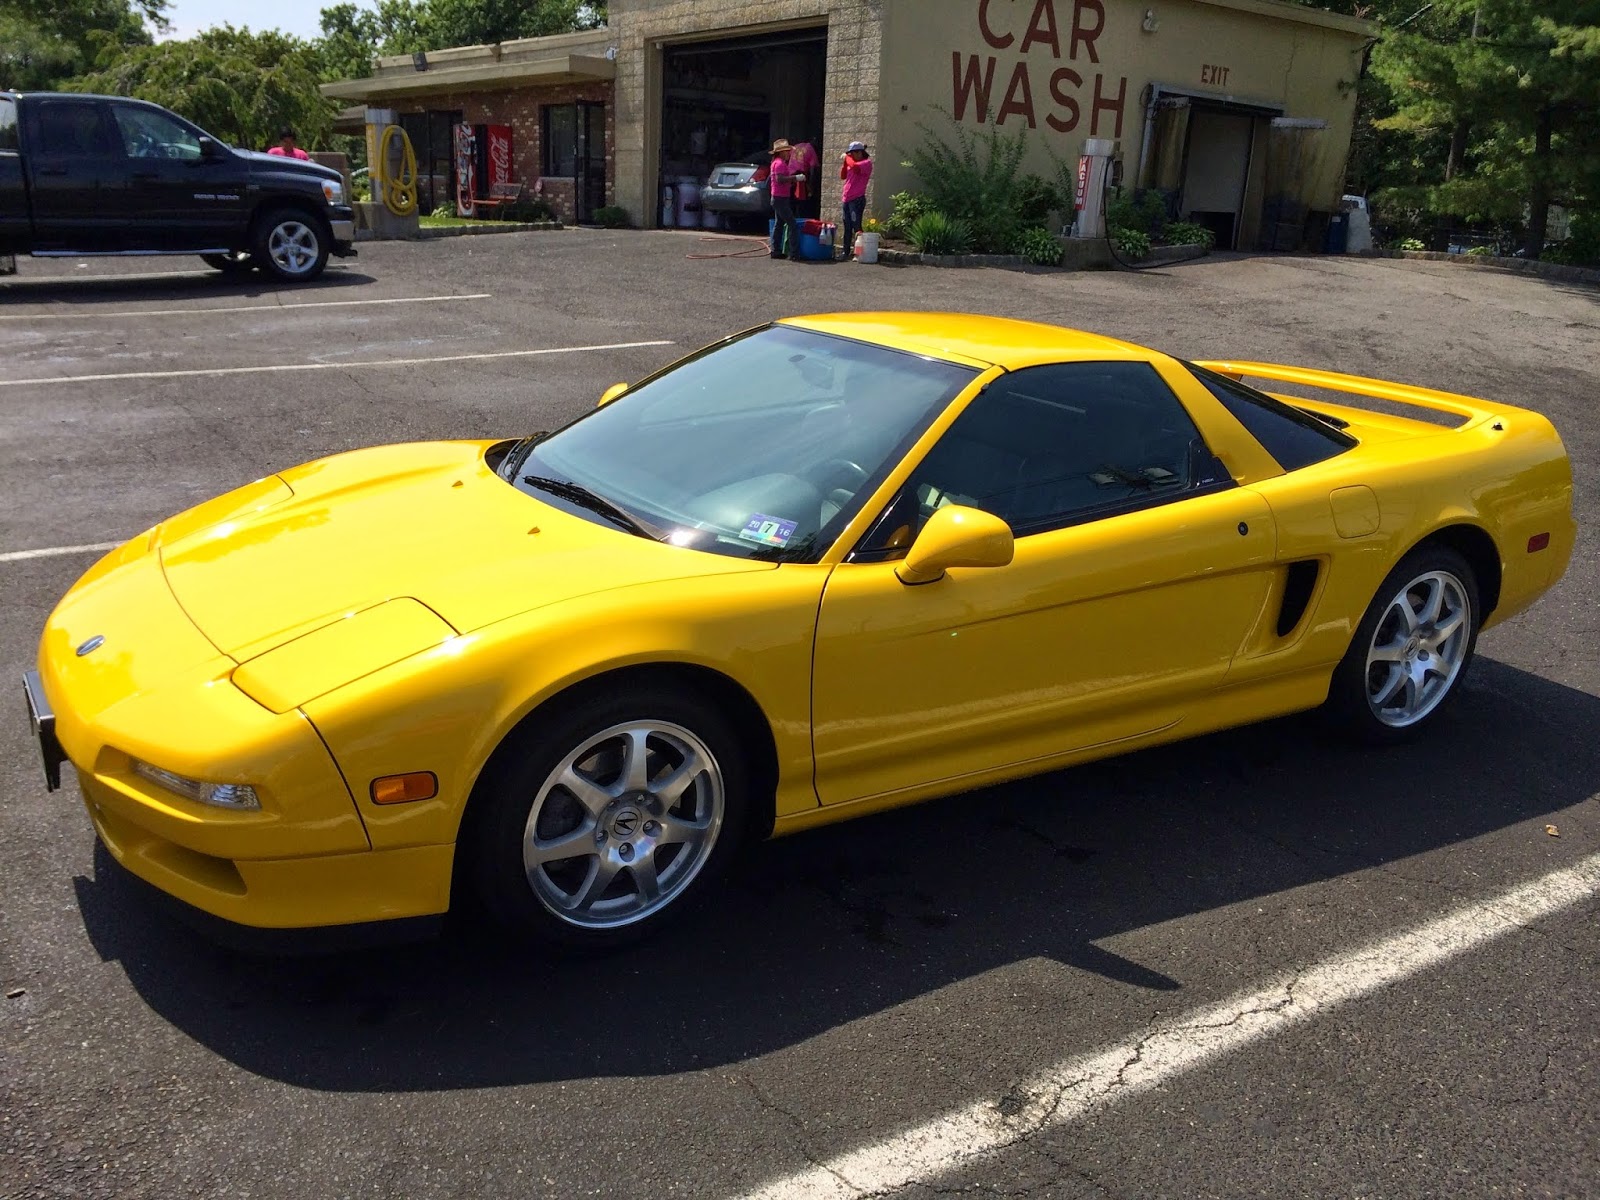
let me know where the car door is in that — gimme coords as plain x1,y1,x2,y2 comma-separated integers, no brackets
22,98,128,252
811,360,1279,806
108,103,244,251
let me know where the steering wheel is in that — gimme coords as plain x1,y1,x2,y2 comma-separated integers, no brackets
815,458,869,491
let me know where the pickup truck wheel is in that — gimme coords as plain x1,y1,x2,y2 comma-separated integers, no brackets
254,209,329,282
201,252,254,274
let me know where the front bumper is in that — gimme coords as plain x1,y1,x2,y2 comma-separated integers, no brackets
329,217,357,255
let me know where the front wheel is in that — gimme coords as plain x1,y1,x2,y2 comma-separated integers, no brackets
253,209,329,282
1324,545,1480,744
464,685,750,949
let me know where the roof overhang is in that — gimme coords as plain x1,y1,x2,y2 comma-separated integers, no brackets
1188,0,1376,38
321,54,614,103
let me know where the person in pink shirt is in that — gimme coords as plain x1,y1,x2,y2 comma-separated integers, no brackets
839,140,873,260
767,138,805,260
267,127,311,161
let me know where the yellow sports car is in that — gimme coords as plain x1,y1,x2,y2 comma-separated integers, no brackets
25,313,1575,948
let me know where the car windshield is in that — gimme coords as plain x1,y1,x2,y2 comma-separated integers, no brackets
516,325,979,561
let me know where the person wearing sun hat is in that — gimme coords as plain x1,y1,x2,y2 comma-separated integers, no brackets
767,138,805,260
838,140,873,260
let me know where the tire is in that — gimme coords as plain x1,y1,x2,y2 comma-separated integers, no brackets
252,208,329,283
201,251,254,273
463,684,751,950
1324,544,1481,744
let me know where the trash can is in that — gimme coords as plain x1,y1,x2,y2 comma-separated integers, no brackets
1324,211,1350,254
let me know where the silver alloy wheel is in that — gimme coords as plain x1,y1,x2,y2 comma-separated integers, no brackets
1364,569,1472,728
266,220,319,277
522,720,725,929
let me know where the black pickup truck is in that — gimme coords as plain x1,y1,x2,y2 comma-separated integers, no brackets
1,92,356,282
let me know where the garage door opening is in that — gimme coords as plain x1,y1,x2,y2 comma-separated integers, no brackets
658,28,828,230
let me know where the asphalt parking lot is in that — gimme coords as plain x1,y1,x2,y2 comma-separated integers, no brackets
2,231,1597,1200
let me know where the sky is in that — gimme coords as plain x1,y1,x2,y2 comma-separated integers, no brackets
159,0,335,41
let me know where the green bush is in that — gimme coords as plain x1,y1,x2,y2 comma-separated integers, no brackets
1012,226,1063,266
1464,244,1497,257
1110,226,1150,261
907,211,974,256
1162,220,1215,249
1014,174,1061,227
1540,212,1600,266
504,196,557,223
1104,188,1168,239
886,191,932,236
1398,236,1426,251
903,119,1032,253
592,205,629,228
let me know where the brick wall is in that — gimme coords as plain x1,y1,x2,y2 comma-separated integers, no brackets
609,1,884,223
396,82,614,222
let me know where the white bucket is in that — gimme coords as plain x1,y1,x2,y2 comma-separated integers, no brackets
675,181,700,228
701,205,721,229
858,232,880,264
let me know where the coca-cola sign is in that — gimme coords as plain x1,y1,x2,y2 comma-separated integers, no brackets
487,125,513,189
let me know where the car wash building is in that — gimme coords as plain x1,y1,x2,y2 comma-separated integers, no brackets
325,0,1373,250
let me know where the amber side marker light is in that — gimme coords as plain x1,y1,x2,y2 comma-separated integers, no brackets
1528,533,1551,553
371,772,438,805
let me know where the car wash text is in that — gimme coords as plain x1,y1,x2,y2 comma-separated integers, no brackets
955,0,1128,136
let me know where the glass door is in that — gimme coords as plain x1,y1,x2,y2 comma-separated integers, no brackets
575,102,606,223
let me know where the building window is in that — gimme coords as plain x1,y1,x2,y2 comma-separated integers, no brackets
543,105,578,176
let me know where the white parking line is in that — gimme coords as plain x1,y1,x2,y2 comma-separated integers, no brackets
0,293,492,321
0,339,675,387
744,850,1600,1200
0,541,122,564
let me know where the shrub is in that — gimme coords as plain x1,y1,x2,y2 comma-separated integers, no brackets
903,118,1032,252
1110,226,1150,261
1399,236,1426,251
1540,212,1600,266
1163,220,1215,249
505,196,557,223
907,211,974,256
1012,226,1063,266
1464,243,1496,257
1104,187,1168,239
592,205,629,228
886,191,932,236
1014,174,1061,227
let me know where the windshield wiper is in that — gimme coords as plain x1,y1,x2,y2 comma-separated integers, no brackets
522,475,664,541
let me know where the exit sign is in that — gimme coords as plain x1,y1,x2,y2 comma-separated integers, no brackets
1201,64,1232,86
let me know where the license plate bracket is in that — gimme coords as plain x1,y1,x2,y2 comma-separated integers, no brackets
22,670,65,791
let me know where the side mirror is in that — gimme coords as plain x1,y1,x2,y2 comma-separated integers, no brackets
598,382,629,408
197,136,225,160
895,505,1014,586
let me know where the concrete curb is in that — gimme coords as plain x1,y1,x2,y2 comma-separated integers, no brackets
1361,249,1600,287
356,221,565,242
877,240,1210,271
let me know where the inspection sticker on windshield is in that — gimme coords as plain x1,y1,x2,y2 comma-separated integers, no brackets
738,514,797,548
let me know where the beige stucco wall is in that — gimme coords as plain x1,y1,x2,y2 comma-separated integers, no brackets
876,0,1370,229
608,0,885,223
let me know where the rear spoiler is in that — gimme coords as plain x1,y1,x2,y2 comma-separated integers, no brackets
1194,360,1497,427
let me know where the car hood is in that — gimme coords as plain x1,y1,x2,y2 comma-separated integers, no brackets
238,149,341,181
155,440,775,661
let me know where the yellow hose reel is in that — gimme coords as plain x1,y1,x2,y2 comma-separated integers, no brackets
377,124,419,217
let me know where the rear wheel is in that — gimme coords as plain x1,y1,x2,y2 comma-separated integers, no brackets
201,251,253,273
1324,545,1480,743
253,209,329,282
464,685,749,949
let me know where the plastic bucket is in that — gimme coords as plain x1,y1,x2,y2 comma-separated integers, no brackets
858,232,880,264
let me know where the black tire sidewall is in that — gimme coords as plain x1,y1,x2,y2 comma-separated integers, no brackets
464,685,751,950
1325,544,1481,744
252,208,329,282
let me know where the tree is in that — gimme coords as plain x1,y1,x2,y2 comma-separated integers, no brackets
69,26,336,151
1372,0,1600,255
315,0,605,81
0,0,164,91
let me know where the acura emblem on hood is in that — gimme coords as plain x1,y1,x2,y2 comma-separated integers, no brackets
75,635,105,657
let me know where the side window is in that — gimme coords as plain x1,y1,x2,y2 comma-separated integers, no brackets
857,361,1228,557
0,99,18,153
112,105,201,161
33,101,119,159
1185,362,1356,471
543,105,577,176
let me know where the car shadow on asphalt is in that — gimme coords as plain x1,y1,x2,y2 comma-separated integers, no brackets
0,267,378,306
72,656,1597,1091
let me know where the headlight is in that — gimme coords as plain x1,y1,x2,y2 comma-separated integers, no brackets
131,759,260,811
321,179,344,205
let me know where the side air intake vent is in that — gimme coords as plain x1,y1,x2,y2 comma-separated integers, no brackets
1277,560,1321,637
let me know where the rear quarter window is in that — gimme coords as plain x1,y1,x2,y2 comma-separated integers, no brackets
0,99,17,153
1186,362,1356,472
